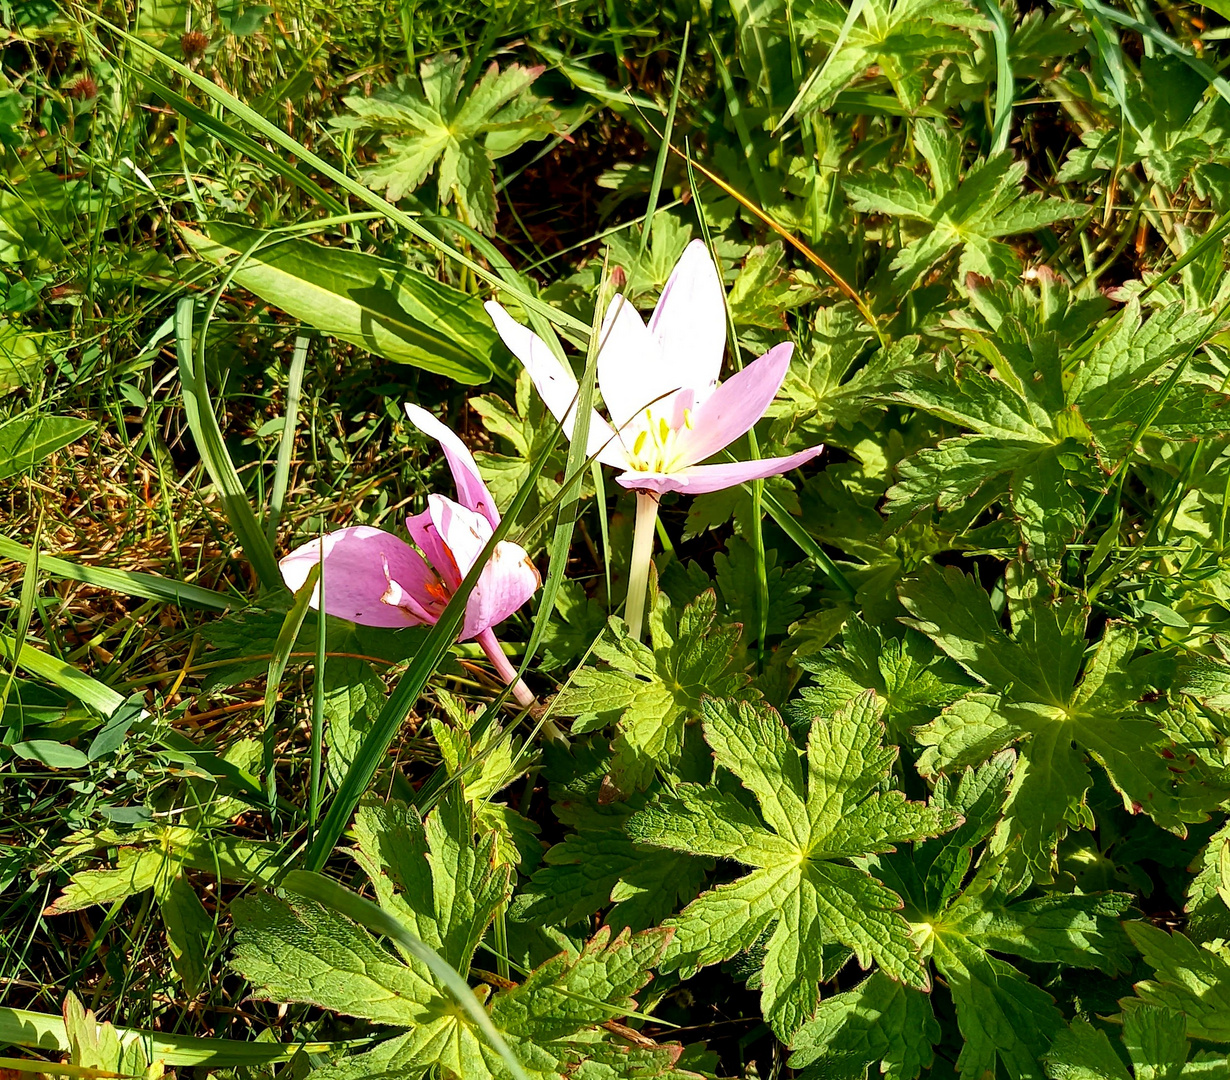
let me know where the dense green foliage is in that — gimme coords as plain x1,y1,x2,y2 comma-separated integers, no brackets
6,0,1230,1078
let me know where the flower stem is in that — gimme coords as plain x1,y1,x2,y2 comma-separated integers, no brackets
476,628,536,708
625,491,660,642
475,628,568,743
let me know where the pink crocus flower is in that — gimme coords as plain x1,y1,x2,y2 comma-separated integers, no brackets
484,239,823,638
279,403,540,706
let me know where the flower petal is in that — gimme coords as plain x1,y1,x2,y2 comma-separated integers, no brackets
403,402,499,529
462,539,541,640
595,292,666,437
406,508,460,589
646,239,727,410
485,300,628,468
614,444,824,495
673,342,795,467
279,526,439,628
423,494,539,640
427,493,492,581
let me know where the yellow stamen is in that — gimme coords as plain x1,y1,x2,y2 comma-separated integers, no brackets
633,430,648,457
658,417,670,444
683,408,694,430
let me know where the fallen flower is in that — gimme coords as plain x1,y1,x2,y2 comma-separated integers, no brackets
279,403,540,706
484,239,822,638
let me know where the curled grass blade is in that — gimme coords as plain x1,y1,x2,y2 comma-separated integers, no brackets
97,15,591,339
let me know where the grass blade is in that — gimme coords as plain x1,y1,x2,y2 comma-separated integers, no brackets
977,0,1015,153
522,261,609,673
0,537,232,611
283,870,530,1080
760,487,857,601
267,334,308,547
1,513,41,735
101,18,591,339
175,298,284,591
637,23,689,260
1080,0,1230,107
263,566,320,805
0,633,128,717
303,412,560,870
0,1006,366,1067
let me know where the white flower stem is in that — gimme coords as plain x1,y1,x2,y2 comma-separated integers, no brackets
625,490,660,642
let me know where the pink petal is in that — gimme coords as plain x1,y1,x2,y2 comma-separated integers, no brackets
485,301,628,468
427,493,492,581
672,342,795,468
279,526,441,628
403,403,499,529
461,539,541,640
614,444,824,495
406,508,460,589
646,240,727,410
422,493,540,640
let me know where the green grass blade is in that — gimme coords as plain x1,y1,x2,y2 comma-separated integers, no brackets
0,1006,367,1067
776,0,868,131
267,334,308,547
142,76,349,214
977,0,1015,153
1080,0,1230,107
175,298,284,591
637,23,689,260
264,566,320,804
0,537,232,611
760,487,857,601
282,871,530,1080
309,565,328,833
522,261,608,672
1,514,41,735
0,632,127,717
304,416,559,870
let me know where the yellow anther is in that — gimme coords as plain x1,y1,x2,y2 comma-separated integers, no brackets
683,408,694,430
658,417,670,444
633,430,648,457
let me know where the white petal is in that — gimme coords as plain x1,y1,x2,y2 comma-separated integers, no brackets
485,300,628,467
646,240,727,409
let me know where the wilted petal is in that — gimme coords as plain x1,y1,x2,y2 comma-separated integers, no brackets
462,539,541,640
615,444,824,495
673,342,795,468
485,300,628,468
646,239,727,410
404,402,499,529
279,526,440,628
